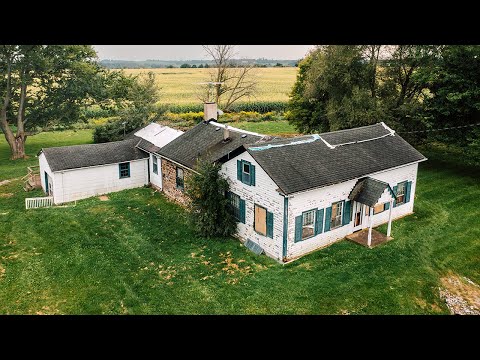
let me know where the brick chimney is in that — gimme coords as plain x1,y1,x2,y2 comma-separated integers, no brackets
204,102,217,122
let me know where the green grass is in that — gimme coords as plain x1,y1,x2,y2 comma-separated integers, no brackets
224,120,298,136
122,68,297,105
0,130,93,181
0,131,479,314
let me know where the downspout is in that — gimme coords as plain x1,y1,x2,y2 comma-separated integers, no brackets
147,156,151,184
282,195,289,262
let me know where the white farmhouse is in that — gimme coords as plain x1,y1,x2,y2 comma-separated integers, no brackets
37,104,426,262
38,123,182,204
156,104,426,262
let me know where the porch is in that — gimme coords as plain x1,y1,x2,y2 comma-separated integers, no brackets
346,228,393,248
348,177,396,248
22,165,42,192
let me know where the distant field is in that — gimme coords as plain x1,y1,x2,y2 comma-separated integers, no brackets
224,120,297,136
122,68,298,105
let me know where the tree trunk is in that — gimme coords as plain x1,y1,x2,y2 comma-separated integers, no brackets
11,135,26,159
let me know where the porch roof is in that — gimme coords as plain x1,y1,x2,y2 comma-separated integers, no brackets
348,177,394,207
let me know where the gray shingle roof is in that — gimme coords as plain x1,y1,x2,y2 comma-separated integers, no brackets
41,137,149,172
157,122,263,169
348,177,394,207
136,138,161,154
246,123,426,195
320,123,390,146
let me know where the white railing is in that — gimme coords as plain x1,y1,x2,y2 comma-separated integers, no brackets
25,196,54,209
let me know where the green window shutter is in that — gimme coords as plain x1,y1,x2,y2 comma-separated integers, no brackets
405,181,412,203
239,199,246,224
324,206,332,232
342,200,351,226
266,211,273,238
385,202,390,210
393,185,398,207
118,164,121,179
294,215,302,242
250,164,256,186
315,208,324,235
237,160,242,181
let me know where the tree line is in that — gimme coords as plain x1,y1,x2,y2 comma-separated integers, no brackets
287,45,480,164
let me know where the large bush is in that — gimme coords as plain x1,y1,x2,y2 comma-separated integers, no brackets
186,161,237,238
93,113,147,143
93,72,159,143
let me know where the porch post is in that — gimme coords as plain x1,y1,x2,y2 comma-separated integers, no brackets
367,207,373,247
387,199,393,237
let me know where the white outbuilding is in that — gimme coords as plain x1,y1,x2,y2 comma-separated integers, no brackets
38,123,183,204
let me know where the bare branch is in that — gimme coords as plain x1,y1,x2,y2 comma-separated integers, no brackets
201,45,258,111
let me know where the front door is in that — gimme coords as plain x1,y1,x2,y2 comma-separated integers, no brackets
352,201,363,232
44,172,53,197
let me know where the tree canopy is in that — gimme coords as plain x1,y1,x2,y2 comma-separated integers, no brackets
0,45,159,158
286,45,441,137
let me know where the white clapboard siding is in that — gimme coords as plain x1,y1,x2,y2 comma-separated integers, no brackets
51,159,149,204
149,154,163,189
39,152,54,196
287,163,419,260
25,196,54,209
222,155,420,262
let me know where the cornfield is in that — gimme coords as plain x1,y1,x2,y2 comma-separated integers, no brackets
122,67,297,108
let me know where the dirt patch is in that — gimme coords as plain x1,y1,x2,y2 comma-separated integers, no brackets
0,180,11,187
0,193,14,198
439,273,480,315
98,195,109,201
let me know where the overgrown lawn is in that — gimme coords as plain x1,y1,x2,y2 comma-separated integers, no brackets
0,131,478,314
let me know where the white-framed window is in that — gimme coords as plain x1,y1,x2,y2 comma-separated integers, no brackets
176,167,184,191
229,192,241,221
330,201,343,229
242,162,251,184
119,162,130,178
302,209,316,240
153,156,158,175
396,181,406,205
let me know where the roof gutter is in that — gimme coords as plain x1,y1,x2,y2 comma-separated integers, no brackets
156,155,201,175
51,157,149,174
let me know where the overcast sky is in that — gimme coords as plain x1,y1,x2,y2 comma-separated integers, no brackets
93,45,314,61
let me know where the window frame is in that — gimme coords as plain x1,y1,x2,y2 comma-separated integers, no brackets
176,166,184,191
330,201,343,229
119,162,130,179
228,192,241,222
254,204,267,236
396,181,407,205
301,209,316,240
152,156,158,175
242,162,251,185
